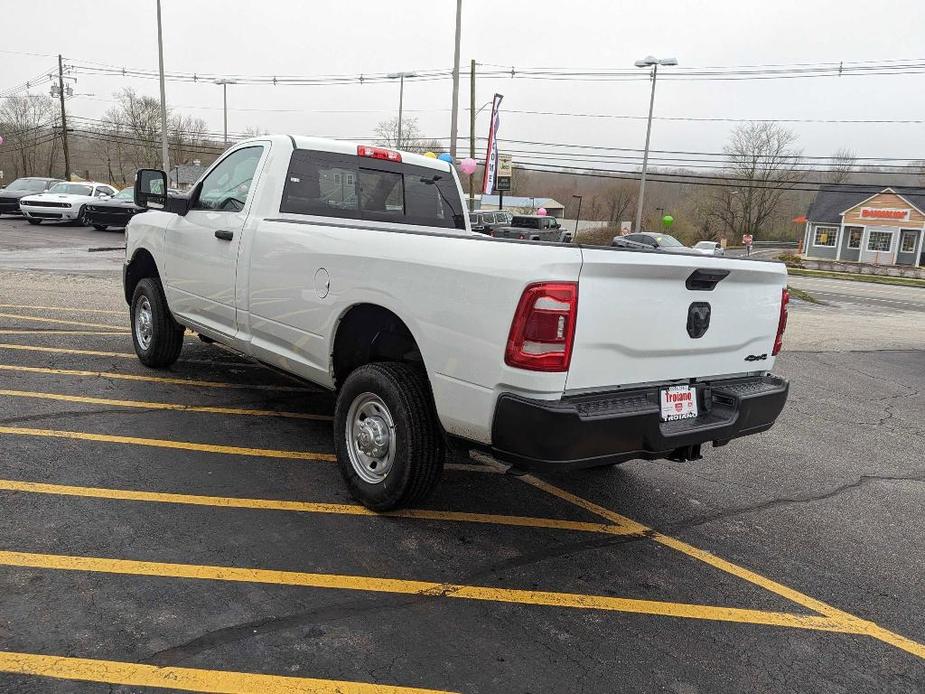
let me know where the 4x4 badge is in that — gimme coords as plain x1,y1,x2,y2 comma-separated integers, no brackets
744,353,768,362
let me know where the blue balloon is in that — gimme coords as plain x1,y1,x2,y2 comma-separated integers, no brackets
437,153,454,163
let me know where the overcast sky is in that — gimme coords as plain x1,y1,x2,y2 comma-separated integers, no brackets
3,0,924,163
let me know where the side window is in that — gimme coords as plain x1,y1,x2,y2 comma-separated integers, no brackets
193,146,264,212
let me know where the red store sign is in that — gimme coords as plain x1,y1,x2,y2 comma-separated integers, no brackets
859,207,910,221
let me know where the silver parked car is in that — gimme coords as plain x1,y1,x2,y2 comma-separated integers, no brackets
692,240,725,256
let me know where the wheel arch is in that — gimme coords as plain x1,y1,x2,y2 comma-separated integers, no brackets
330,302,429,390
123,247,161,305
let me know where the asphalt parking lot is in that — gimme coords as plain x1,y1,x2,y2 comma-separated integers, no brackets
0,216,923,692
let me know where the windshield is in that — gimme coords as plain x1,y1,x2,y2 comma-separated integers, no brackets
5,178,51,193
653,234,684,248
694,241,715,249
115,188,134,200
48,183,93,196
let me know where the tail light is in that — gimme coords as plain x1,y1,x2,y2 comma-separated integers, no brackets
505,282,578,371
772,288,789,356
357,145,401,162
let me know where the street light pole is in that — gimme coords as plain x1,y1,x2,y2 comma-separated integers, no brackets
632,55,677,233
156,0,169,173
572,194,583,236
449,0,462,159
387,72,418,149
214,79,237,147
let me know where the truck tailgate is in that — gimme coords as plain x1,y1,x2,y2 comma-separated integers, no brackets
565,247,787,392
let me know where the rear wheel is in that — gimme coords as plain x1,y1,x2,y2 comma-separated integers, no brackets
334,362,444,511
26,218,41,225
131,277,184,367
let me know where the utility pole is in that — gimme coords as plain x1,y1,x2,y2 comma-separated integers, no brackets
57,55,70,181
156,0,170,173
449,0,462,159
469,59,475,212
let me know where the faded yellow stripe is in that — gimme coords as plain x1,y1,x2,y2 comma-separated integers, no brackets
0,303,124,315
0,388,331,421
0,426,336,462
0,342,136,358
0,330,130,336
0,426,489,474
0,478,628,536
0,312,123,331
0,363,312,392
517,473,925,661
0,649,451,694
0,550,854,632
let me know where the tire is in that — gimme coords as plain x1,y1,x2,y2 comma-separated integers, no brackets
334,362,444,511
75,205,88,226
130,277,184,368
93,224,107,231
26,218,41,225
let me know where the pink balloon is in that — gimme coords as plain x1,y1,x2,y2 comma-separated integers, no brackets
459,157,477,175
537,207,547,216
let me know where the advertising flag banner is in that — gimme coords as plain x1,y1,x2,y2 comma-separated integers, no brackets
481,93,504,195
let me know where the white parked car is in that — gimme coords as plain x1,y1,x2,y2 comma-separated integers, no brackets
692,240,725,256
124,135,790,510
19,181,119,225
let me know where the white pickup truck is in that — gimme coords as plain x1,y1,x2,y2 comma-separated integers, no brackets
125,135,790,510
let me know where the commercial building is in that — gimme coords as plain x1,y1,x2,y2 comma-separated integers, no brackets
478,195,566,218
802,186,925,267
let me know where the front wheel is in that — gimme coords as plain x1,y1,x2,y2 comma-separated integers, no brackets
130,277,184,367
334,362,444,511
93,224,107,231
76,205,88,225
26,218,41,225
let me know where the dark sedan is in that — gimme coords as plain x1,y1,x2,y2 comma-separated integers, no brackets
0,177,62,215
84,188,144,230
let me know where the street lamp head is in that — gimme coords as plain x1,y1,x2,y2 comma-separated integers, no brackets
214,78,237,85
634,56,658,67
387,72,418,79
658,57,679,66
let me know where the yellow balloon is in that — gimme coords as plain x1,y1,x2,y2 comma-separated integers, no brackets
424,151,437,158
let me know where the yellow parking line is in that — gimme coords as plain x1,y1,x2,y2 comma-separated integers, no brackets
0,312,123,331
0,388,332,421
0,425,337,462
516,474,925,661
0,342,136,358
0,426,489,474
0,478,629,535
0,303,124,315
0,364,313,391
0,649,452,694
0,329,130,336
0,550,856,633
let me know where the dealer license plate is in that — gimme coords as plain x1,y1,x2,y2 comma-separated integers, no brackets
660,385,698,421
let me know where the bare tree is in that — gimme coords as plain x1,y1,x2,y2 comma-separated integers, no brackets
169,114,209,165
602,181,637,226
374,117,429,151
0,95,58,178
826,147,856,185
239,126,270,139
708,122,803,240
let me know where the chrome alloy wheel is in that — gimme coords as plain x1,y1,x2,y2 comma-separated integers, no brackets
134,296,154,350
345,392,396,484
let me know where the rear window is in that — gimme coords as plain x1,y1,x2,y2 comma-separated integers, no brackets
280,150,464,229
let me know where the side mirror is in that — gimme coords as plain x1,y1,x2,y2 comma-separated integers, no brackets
135,169,168,210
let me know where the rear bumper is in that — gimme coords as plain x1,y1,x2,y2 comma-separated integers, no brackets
490,374,789,470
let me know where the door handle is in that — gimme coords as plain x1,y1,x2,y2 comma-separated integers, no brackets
214,229,234,241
